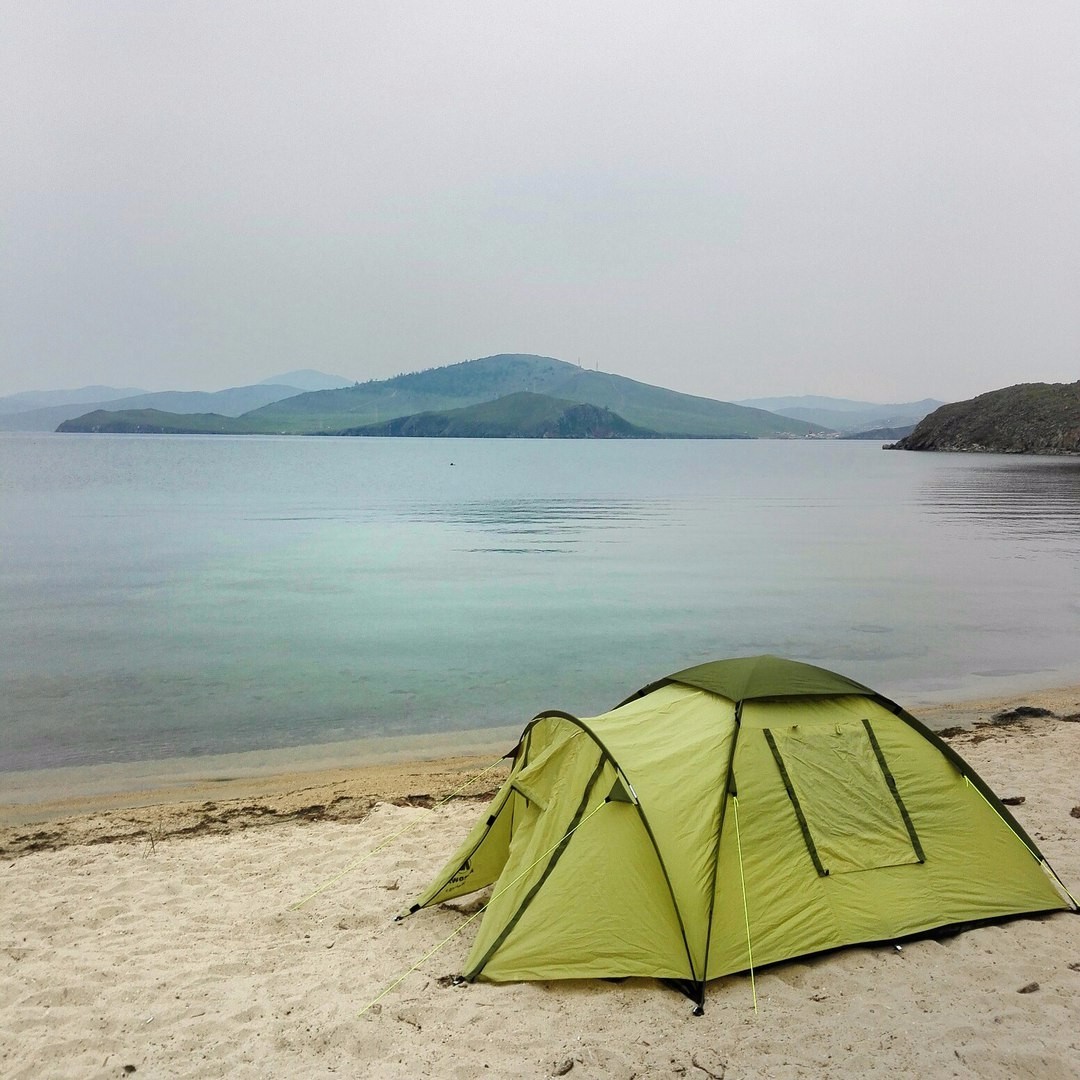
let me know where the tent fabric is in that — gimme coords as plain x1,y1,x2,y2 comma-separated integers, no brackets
405,656,1077,1006
630,653,877,705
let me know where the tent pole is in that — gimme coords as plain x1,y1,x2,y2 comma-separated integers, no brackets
699,699,742,1014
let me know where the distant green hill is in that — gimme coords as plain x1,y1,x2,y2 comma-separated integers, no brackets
337,391,661,438
892,381,1080,453
57,409,273,434
248,354,820,437
257,369,353,391
0,385,147,414
8,382,306,432
59,354,824,438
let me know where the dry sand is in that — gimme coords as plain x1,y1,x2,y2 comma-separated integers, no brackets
2,689,1079,1079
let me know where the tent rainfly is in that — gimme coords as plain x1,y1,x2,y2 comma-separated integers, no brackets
401,656,1077,1010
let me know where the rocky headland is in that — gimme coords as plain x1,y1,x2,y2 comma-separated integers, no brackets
892,380,1080,453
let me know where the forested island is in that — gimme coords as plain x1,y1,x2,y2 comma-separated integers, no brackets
57,354,821,439
335,391,662,438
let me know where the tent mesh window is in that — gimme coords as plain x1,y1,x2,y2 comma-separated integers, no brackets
764,719,924,876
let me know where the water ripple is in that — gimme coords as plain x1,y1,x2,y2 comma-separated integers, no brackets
916,458,1080,550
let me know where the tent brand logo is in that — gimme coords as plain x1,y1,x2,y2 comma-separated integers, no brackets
447,860,472,888
403,655,1078,1008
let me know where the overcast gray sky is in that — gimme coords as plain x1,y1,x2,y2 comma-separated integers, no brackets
3,1,1078,403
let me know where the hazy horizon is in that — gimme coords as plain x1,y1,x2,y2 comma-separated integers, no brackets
4,3,1078,402
0,354,952,410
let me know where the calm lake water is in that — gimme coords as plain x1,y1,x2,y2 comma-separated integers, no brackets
2,433,1080,773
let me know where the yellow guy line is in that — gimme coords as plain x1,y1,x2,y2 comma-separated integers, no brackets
290,757,507,911
733,794,758,1014
358,798,607,1017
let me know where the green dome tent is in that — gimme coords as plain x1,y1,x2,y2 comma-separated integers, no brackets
402,656,1077,1010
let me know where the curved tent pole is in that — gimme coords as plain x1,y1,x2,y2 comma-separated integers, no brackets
534,711,703,987
698,699,743,1012
878,697,1077,908
465,752,609,980
466,709,704,990
398,729,536,921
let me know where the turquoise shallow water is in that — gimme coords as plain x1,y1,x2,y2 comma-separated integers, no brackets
2,433,1080,772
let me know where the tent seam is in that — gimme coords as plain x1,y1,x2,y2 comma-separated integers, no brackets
464,752,609,980
502,709,703,987
699,698,743,1005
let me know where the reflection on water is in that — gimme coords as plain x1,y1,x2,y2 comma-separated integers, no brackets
407,496,675,552
917,456,1080,552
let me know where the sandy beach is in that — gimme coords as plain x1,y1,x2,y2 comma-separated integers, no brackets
3,687,1079,1079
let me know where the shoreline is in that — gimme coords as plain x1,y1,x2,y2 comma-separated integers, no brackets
3,682,1078,859
0,723,522,816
